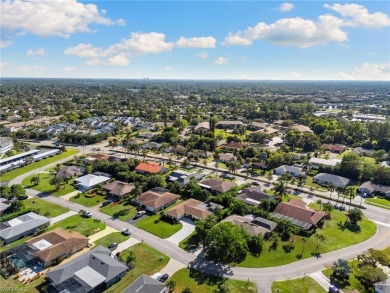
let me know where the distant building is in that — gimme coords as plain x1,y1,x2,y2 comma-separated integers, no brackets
0,137,13,154
236,187,271,206
3,116,62,133
321,144,347,154
216,120,244,129
166,170,204,186
358,181,390,198
291,124,313,133
56,166,84,179
194,121,210,132
313,173,350,187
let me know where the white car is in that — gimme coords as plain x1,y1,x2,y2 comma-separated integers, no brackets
122,228,132,236
84,211,93,218
151,273,162,280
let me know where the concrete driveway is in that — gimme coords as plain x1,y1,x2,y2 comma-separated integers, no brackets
166,218,195,246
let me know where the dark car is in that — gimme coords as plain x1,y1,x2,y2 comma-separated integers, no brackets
158,274,169,282
101,200,112,207
252,181,260,186
108,243,118,250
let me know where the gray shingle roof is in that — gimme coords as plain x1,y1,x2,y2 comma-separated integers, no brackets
313,173,350,186
275,165,304,176
122,274,167,293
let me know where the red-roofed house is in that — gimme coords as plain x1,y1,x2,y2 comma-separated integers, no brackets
321,144,347,154
135,162,167,174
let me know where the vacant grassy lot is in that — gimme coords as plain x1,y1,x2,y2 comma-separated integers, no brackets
49,215,106,237
238,204,376,268
366,197,390,209
1,149,79,181
70,193,106,207
136,212,183,239
272,277,326,293
104,243,169,293
170,268,257,293
93,232,129,247
22,173,76,196
23,198,68,217
100,202,138,221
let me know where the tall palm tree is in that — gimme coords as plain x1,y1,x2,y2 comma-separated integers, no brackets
327,183,336,203
273,181,288,202
345,186,356,211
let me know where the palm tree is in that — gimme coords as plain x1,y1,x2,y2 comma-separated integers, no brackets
315,233,326,253
345,186,356,211
166,280,176,292
273,181,288,202
336,186,345,206
125,250,136,269
141,149,148,161
327,183,336,203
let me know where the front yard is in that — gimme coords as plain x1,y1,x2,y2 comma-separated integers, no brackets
272,277,326,293
100,201,138,221
170,268,257,293
23,198,68,217
49,215,106,236
93,232,129,248
22,172,76,196
238,204,377,268
136,212,183,239
103,243,169,293
70,192,106,207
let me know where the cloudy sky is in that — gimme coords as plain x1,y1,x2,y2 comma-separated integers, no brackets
1,0,389,80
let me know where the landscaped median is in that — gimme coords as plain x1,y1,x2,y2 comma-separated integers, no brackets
272,276,326,293
1,148,79,181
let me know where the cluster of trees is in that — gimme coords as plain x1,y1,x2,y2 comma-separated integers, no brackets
58,132,108,145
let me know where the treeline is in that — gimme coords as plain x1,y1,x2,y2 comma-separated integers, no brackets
58,132,108,145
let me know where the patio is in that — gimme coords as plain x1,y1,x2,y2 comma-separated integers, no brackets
18,264,44,284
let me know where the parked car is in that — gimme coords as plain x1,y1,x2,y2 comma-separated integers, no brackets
329,285,342,293
84,211,93,218
158,274,169,282
252,181,260,186
134,210,146,219
151,273,162,280
108,243,118,250
101,200,112,207
122,228,132,236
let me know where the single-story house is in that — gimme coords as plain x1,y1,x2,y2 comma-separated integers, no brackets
313,173,350,187
249,122,269,131
274,165,305,177
56,166,84,179
221,215,277,236
165,198,223,221
219,153,235,162
46,246,128,293
138,132,156,139
166,170,204,186
141,142,162,150
74,174,111,191
0,212,50,244
216,120,244,129
236,187,271,206
102,181,134,198
135,162,167,174
223,141,247,149
126,138,146,146
123,274,167,293
291,124,313,133
309,158,341,169
273,199,325,230
251,127,279,137
134,187,180,213
352,147,374,157
199,178,237,193
0,198,10,215
358,181,390,198
194,121,210,132
321,143,347,154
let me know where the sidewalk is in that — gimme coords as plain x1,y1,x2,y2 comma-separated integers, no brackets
50,210,77,225
157,258,186,276
166,218,195,246
112,237,140,254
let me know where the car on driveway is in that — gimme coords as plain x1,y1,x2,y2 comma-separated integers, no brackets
252,181,260,186
122,228,132,236
329,285,343,293
134,210,146,219
108,243,118,250
158,274,169,282
101,200,112,207
151,273,162,280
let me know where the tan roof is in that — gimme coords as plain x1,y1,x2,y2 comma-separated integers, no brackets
165,198,211,219
199,178,237,193
137,189,179,210
56,166,84,179
292,124,313,133
222,215,270,236
26,228,88,263
102,181,134,197
195,122,210,130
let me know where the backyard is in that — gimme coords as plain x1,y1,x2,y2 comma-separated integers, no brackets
238,204,377,268
93,232,129,248
272,276,326,293
22,172,76,196
49,214,106,236
100,201,138,221
1,149,79,181
170,268,257,293
103,243,169,293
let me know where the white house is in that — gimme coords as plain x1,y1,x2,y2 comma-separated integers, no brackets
274,165,305,177
309,158,341,169
74,174,111,191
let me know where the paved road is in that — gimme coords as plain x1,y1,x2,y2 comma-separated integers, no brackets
309,271,332,291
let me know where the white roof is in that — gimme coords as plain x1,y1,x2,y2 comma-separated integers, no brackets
32,239,53,251
7,218,24,227
74,174,110,188
74,266,106,288
309,158,341,167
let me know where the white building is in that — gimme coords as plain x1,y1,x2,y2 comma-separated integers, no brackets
0,137,13,155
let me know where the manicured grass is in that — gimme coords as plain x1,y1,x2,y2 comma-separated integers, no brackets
70,193,106,207
170,268,257,293
0,274,48,293
366,197,390,210
179,231,199,250
382,246,390,258
305,176,327,191
23,198,68,217
136,212,183,239
323,260,366,293
238,204,377,268
0,149,79,181
0,235,34,253
49,215,106,237
104,243,169,293
93,232,129,247
22,172,76,196
100,202,138,221
272,276,327,293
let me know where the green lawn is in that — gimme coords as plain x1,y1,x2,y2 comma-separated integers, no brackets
170,268,257,293
23,198,68,217
238,204,377,268
382,246,390,258
22,172,76,196
0,274,48,293
136,212,183,239
179,231,199,250
366,197,390,210
104,243,169,293
100,202,138,221
272,277,326,293
305,176,327,191
93,232,129,247
70,193,106,207
323,260,366,293
49,215,106,236
0,234,34,253
0,149,79,181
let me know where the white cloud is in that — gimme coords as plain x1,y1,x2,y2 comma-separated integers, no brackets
279,3,294,12
338,63,390,81
290,71,301,78
324,3,390,28
215,57,229,65
26,48,46,56
1,0,124,38
164,67,174,71
0,40,13,48
62,66,75,72
64,43,103,58
223,34,253,46
175,36,216,48
105,54,129,66
196,51,209,59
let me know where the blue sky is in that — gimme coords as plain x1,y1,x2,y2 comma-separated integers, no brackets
1,0,389,80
